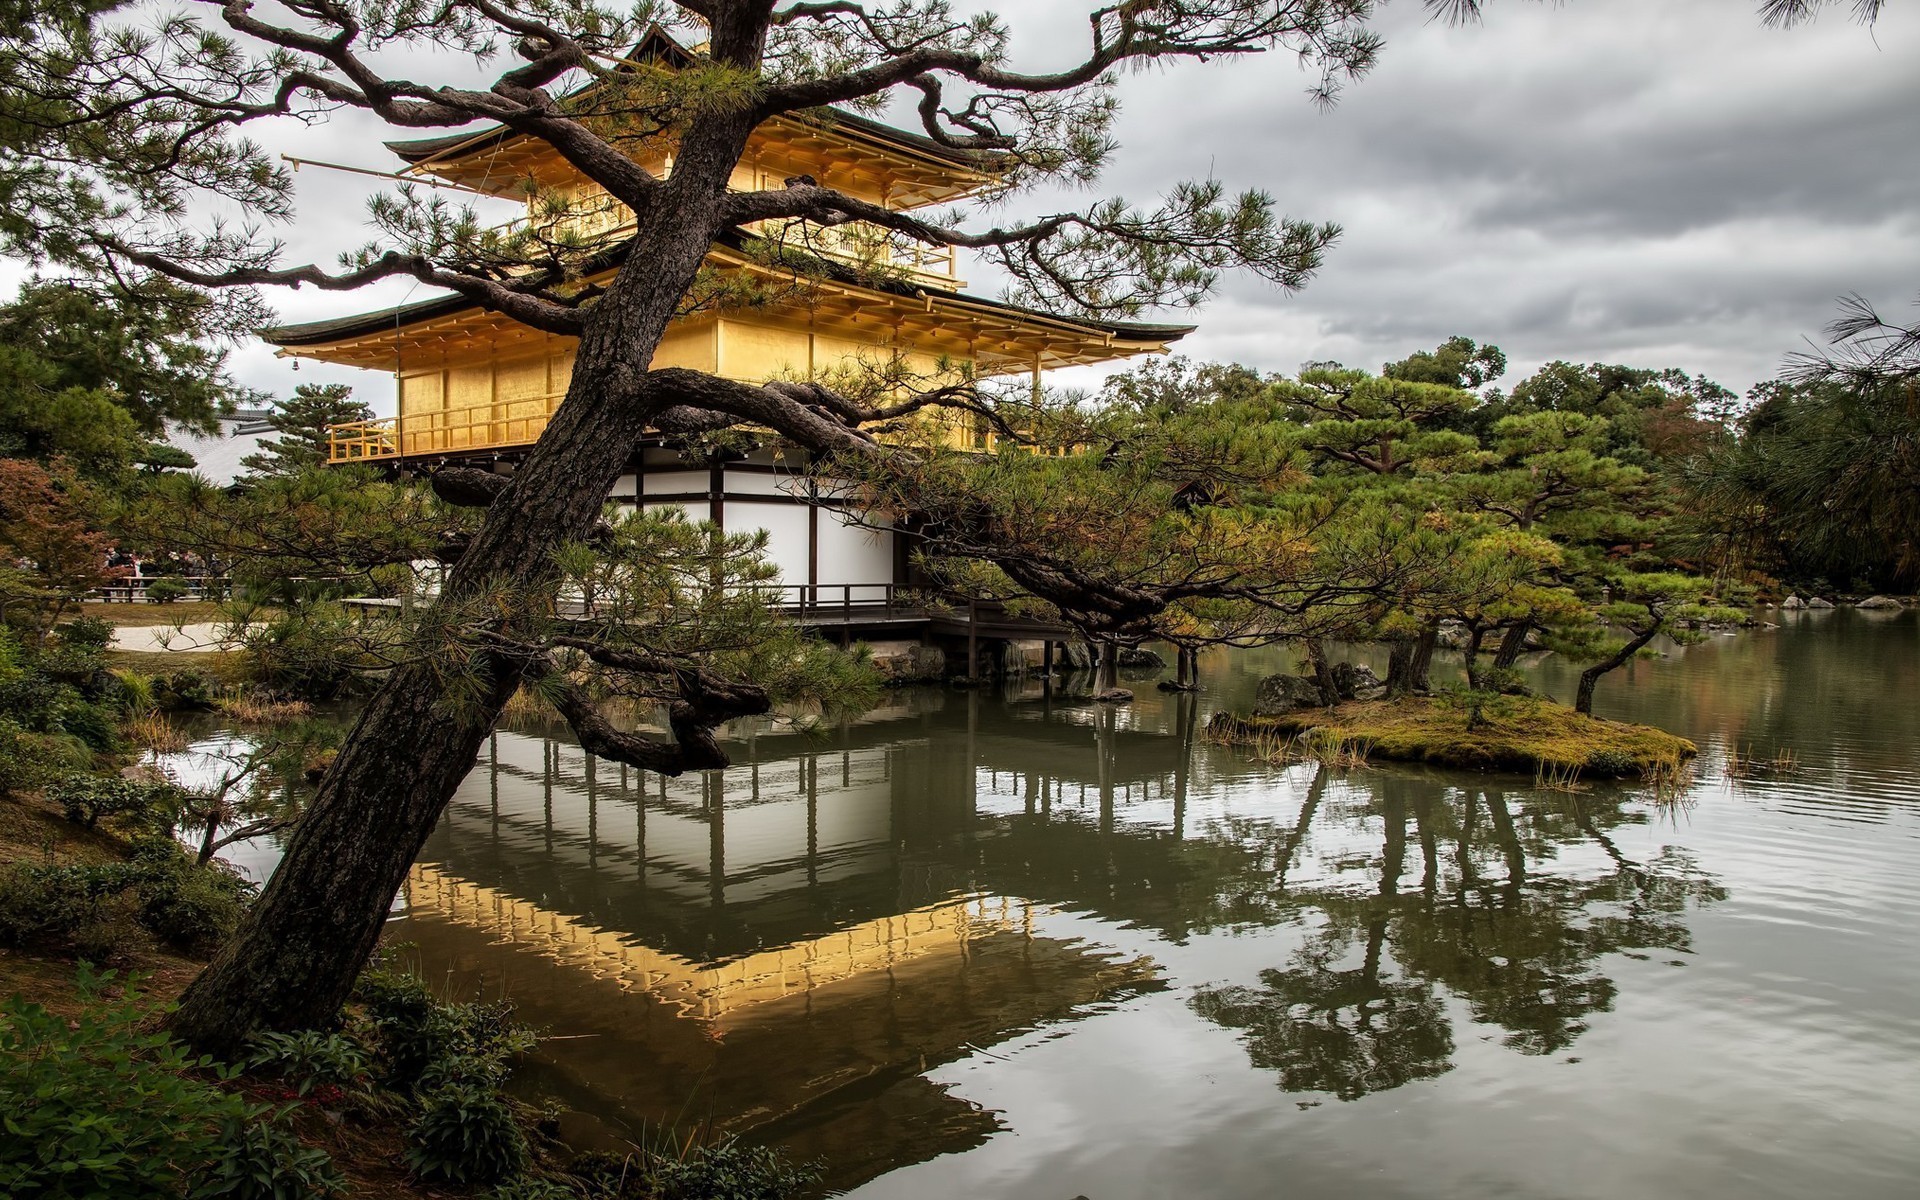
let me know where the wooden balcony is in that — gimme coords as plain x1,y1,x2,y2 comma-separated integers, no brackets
326,397,1070,465
327,393,565,462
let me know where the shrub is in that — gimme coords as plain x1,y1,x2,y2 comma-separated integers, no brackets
569,1142,822,1200
651,1140,823,1200
54,616,115,652
485,1179,582,1200
357,967,534,1093
48,771,179,831
158,667,221,711
405,1082,530,1187
52,695,120,752
0,720,90,796
145,578,189,604
0,862,143,955
0,842,252,956
245,1030,373,1098
190,1115,346,1200
137,858,254,952
233,604,371,701
0,966,340,1200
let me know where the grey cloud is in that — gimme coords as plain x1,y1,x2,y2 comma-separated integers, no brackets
19,2,1919,409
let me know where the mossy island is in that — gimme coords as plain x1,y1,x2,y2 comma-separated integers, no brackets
1208,696,1697,780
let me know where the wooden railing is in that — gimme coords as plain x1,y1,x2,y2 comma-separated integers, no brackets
328,391,567,463
327,397,1078,465
91,575,231,603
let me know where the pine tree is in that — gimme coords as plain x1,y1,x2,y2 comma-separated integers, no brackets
238,384,371,478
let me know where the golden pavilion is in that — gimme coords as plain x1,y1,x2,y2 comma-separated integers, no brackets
263,32,1190,622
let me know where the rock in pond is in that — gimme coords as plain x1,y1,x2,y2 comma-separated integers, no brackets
1094,687,1135,704
1806,596,1835,609
1331,661,1387,702
1780,595,1805,609
1856,595,1903,610
1253,673,1327,716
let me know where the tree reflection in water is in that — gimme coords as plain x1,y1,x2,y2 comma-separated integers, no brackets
1192,769,1727,1099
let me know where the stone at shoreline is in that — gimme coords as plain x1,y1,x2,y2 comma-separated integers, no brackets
1093,687,1134,704
1331,662,1387,702
1806,596,1835,609
1118,646,1166,669
1781,595,1805,609
871,643,945,684
1856,595,1903,610
1435,621,1469,650
1253,673,1327,716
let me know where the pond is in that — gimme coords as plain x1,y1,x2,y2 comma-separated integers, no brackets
289,610,1920,1197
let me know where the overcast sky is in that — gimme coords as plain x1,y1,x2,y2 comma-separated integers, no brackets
15,1,1918,412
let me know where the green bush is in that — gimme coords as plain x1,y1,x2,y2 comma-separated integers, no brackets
405,1082,530,1187
158,667,220,711
136,856,254,953
54,616,115,652
245,1030,373,1098
357,967,534,1093
146,578,190,604
485,1179,582,1200
52,695,120,752
189,1115,345,1200
651,1140,822,1200
568,1142,821,1200
0,966,340,1200
0,720,91,796
48,771,179,831
0,862,143,959
0,842,252,956
234,604,370,701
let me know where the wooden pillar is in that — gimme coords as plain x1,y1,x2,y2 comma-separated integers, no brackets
967,598,979,679
806,478,820,609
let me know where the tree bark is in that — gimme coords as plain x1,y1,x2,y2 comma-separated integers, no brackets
1461,624,1488,692
1097,640,1119,691
1408,619,1439,694
1574,623,1660,715
1384,637,1413,698
1492,619,1532,670
166,101,760,1055
1304,637,1341,708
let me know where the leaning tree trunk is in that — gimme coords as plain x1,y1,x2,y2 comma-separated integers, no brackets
1097,640,1119,691
166,158,742,1054
1492,620,1532,671
1461,625,1488,692
1304,637,1342,708
1574,624,1661,716
1408,619,1440,695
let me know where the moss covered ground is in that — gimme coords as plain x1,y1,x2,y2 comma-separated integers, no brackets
1208,696,1696,778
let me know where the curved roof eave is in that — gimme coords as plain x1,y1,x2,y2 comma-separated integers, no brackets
259,229,1197,349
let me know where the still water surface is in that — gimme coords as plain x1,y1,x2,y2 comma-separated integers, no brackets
388,610,1919,1199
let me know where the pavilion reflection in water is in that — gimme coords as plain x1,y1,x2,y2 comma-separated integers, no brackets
392,681,1727,1189
394,687,1185,1186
